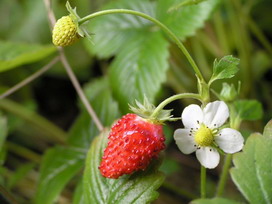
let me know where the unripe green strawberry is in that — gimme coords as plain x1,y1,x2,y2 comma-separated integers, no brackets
52,16,80,47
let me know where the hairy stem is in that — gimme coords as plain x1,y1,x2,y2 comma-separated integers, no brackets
79,9,205,83
0,57,59,100
216,154,232,197
216,104,241,196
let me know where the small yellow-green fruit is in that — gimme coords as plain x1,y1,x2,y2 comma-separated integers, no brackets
52,16,80,47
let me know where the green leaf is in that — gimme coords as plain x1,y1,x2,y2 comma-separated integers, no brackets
159,157,180,175
0,115,7,151
35,146,85,204
191,197,241,204
84,0,155,58
230,120,272,203
0,0,51,43
157,0,219,40
109,31,169,113
263,120,272,139
210,55,240,84
68,77,120,148
0,41,56,72
234,100,263,121
83,129,165,204
73,179,85,204
168,0,207,12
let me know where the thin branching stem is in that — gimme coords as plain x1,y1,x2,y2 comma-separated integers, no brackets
43,0,104,131
58,48,104,131
0,57,59,100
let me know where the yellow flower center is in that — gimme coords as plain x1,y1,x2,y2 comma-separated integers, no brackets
194,124,214,146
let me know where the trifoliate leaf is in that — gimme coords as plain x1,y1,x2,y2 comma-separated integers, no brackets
209,55,240,84
230,120,272,203
84,0,155,58
157,0,219,40
83,129,165,204
234,100,263,121
109,31,169,113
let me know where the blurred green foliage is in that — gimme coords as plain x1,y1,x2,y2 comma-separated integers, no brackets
0,0,271,203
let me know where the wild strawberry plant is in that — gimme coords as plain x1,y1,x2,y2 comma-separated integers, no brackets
0,0,271,203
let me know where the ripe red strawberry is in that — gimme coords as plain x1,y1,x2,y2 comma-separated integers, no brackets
99,113,165,179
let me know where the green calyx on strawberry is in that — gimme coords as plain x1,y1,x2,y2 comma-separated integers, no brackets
99,97,173,179
129,96,173,124
52,1,92,46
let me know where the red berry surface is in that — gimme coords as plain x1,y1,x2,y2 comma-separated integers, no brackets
99,113,165,179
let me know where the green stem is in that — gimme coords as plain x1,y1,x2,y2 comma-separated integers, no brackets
0,99,67,144
216,104,241,196
79,9,205,82
216,154,232,197
200,165,206,198
0,57,59,100
150,93,202,118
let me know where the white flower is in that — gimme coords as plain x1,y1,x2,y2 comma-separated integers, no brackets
174,101,244,169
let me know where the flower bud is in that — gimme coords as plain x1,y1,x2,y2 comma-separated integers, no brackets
220,83,238,102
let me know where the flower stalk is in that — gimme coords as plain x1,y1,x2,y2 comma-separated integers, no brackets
150,93,202,119
216,154,232,196
200,165,206,198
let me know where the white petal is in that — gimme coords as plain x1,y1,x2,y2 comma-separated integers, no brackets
174,129,197,154
203,101,229,128
196,147,220,169
182,104,203,129
215,128,244,154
